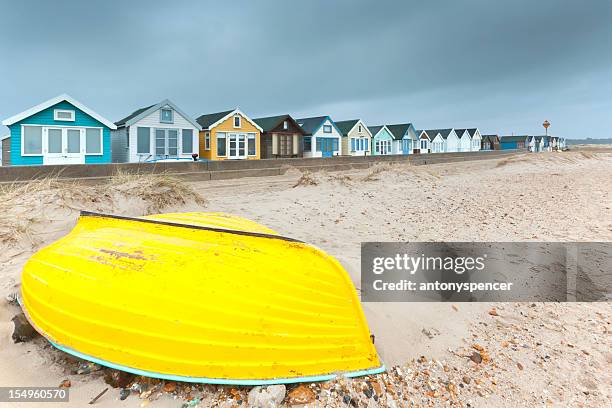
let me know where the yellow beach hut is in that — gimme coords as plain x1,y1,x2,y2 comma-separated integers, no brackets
196,109,262,161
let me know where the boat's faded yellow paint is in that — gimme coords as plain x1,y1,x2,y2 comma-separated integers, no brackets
20,212,382,383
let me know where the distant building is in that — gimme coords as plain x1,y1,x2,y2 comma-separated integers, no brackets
481,134,500,150
335,119,372,156
368,125,394,155
425,129,459,153
500,135,528,150
295,116,342,158
112,99,201,163
1,94,116,166
254,114,307,159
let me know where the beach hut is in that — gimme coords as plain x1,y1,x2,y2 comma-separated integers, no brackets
295,116,342,158
481,134,500,150
368,126,394,155
425,129,459,153
454,129,472,152
111,100,201,163
197,109,262,161
500,135,528,150
1,94,116,166
254,114,306,159
335,119,372,156
467,128,482,151
387,123,418,155
1,134,10,166
415,130,431,153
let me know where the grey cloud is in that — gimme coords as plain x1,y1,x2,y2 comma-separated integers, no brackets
1,0,611,137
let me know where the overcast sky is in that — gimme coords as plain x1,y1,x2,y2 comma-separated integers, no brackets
1,0,611,138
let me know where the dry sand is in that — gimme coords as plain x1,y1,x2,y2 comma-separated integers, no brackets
0,150,610,407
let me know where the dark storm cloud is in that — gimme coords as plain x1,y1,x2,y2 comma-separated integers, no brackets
1,0,611,137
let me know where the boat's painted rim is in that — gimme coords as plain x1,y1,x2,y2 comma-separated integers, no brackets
80,211,305,244
49,340,386,385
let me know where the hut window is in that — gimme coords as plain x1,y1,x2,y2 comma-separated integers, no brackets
358,124,362,132
323,125,332,133
205,132,210,150
233,116,241,128
217,133,227,156
160,108,173,124
54,109,75,121
303,136,311,151
22,126,43,155
182,129,193,154
283,121,288,130
137,127,150,154
85,128,102,154
351,138,356,151
247,134,256,156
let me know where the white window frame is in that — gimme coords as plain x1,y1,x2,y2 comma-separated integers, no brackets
84,127,103,155
21,125,44,156
54,109,75,122
233,115,241,128
160,108,174,124
205,131,210,150
323,125,332,133
21,124,104,157
216,132,227,157
181,129,194,154
283,121,288,130
247,133,257,156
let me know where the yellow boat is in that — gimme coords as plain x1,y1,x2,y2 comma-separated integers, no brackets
20,211,383,384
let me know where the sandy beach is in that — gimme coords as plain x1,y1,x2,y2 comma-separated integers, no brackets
0,150,610,407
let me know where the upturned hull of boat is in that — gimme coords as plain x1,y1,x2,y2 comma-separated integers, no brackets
20,211,383,384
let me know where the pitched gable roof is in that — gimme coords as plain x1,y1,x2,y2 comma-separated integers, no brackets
115,99,201,130
253,114,306,134
115,105,155,127
368,125,384,136
467,128,479,137
454,128,468,137
294,116,328,135
196,109,235,129
482,134,499,143
416,130,430,140
386,123,415,140
425,128,454,139
295,116,342,136
195,108,263,132
2,94,117,129
334,119,372,138
335,119,359,136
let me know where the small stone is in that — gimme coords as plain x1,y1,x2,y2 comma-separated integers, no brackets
76,361,100,375
59,379,71,388
343,394,351,404
162,382,176,393
287,384,316,405
488,308,499,316
119,388,130,401
517,362,524,370
103,370,135,388
368,380,382,396
247,385,286,408
470,352,483,364
463,376,471,384
11,313,37,343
